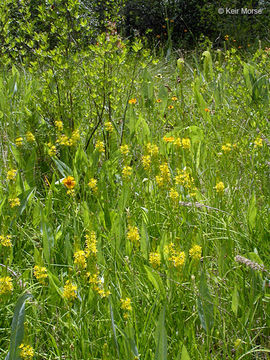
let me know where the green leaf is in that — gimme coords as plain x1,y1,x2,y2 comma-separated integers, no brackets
232,285,239,316
247,192,257,231
110,302,119,358
52,158,72,177
144,265,165,299
155,305,167,360
40,210,54,264
197,271,214,335
181,344,191,360
140,220,149,259
5,293,32,360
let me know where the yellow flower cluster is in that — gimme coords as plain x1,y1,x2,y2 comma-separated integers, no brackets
141,155,151,170
0,235,12,247
166,243,185,269
62,280,77,301
19,344,34,360
149,252,161,268
128,98,137,104
120,297,132,311
0,276,13,295
74,250,87,269
57,130,80,147
163,136,175,143
95,140,105,153
87,272,110,298
8,197,20,208
120,144,129,155
85,231,98,257
7,169,17,181
156,162,171,187
169,187,179,201
88,178,98,193
104,121,113,132
175,169,194,190
127,225,140,245
162,137,191,149
122,165,132,179
215,181,225,193
55,120,63,131
146,143,159,156
15,137,23,146
47,142,57,157
33,265,48,284
254,137,263,147
182,138,191,149
26,131,35,143
189,245,202,261
221,143,232,153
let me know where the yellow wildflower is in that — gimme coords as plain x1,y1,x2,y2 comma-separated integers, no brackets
163,136,175,143
182,138,191,149
128,98,137,104
174,137,182,147
141,155,151,170
8,198,20,208
88,178,98,193
189,245,202,261
74,250,87,269
0,235,12,247
47,143,57,157
221,143,232,153
171,96,178,101
95,140,105,153
62,280,77,301
122,166,132,179
120,144,129,155
104,121,113,132
156,99,162,103
0,276,13,295
57,134,71,146
149,252,161,268
254,137,263,147
55,120,63,131
7,169,17,181
169,251,185,268
15,137,23,146
127,225,140,244
155,175,164,187
19,344,34,360
26,131,35,142
71,129,80,144
168,105,174,109
85,231,97,257
33,265,48,284
146,143,159,156
169,187,179,201
225,35,229,41
160,163,170,181
120,297,132,311
215,181,225,193
62,176,76,190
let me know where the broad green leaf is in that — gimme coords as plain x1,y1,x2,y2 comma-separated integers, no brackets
144,265,165,299
140,220,149,259
232,285,239,316
52,158,72,177
197,271,214,335
5,293,32,360
181,344,191,360
110,302,119,358
40,211,54,264
247,193,257,231
154,306,167,360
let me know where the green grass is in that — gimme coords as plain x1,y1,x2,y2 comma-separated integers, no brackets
0,37,269,360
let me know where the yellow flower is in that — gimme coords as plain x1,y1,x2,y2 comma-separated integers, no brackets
169,251,185,268
146,143,159,156
8,198,20,208
122,165,132,179
171,96,178,101
149,252,161,268
189,245,202,260
141,155,151,170
215,181,225,193
88,178,98,193
85,231,97,257
156,99,162,103
128,98,137,104
159,163,170,181
95,140,105,153
173,137,182,147
120,144,129,155
234,339,242,349
7,169,17,181
63,280,77,300
15,137,23,146
163,136,175,143
182,138,191,149
120,297,132,311
34,265,48,284
0,235,12,247
169,187,179,201
0,276,13,295
155,175,164,187
55,120,63,131
47,143,57,157
225,35,229,41
104,121,113,132
71,129,80,144
221,143,232,153
168,105,174,109
127,225,140,244
74,250,87,269
19,344,34,360
57,134,71,146
254,137,263,147
26,131,35,142
62,176,76,190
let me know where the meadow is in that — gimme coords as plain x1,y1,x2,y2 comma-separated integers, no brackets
0,32,269,359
